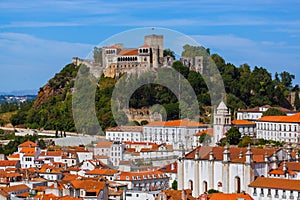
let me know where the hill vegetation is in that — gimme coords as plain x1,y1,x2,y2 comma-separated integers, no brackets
7,45,298,134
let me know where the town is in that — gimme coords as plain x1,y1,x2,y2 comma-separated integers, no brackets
1,34,300,200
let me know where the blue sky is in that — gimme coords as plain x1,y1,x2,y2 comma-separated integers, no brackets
0,0,300,93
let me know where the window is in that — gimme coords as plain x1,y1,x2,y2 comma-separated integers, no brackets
267,189,271,197
260,188,264,197
253,188,257,196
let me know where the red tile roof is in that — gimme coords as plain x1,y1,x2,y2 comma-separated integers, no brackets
185,146,275,163
85,169,118,176
0,160,18,167
139,44,150,48
107,126,142,132
96,141,113,148
118,49,138,56
71,180,106,195
195,128,214,136
249,177,300,191
159,162,177,173
232,119,256,125
209,193,254,200
146,119,206,127
18,141,38,147
3,184,30,193
20,148,36,156
258,112,300,123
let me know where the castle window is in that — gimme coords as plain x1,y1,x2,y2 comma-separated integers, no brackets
144,57,147,61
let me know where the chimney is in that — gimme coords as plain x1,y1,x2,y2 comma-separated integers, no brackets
181,190,187,200
239,151,243,158
223,143,230,163
209,150,214,161
171,163,175,170
245,144,253,164
296,150,299,162
264,152,269,163
194,148,199,160
271,152,278,170
283,160,288,175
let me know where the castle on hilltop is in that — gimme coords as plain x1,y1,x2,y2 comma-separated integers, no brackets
73,34,205,78
102,34,174,78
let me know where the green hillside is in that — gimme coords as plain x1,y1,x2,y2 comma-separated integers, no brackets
8,45,297,134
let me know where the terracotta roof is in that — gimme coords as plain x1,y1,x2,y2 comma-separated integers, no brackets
0,189,9,197
185,146,275,163
159,162,177,173
0,160,18,167
96,141,113,148
85,169,118,176
18,140,38,147
71,180,105,195
209,193,254,200
34,193,58,200
258,112,300,123
46,150,63,156
7,153,20,159
118,49,138,56
232,119,256,125
106,45,118,49
107,126,142,132
249,176,300,191
139,44,150,48
268,169,296,175
195,128,214,136
3,184,30,193
277,161,300,171
116,170,168,181
146,119,206,127
20,148,36,156
125,141,155,145
158,189,195,200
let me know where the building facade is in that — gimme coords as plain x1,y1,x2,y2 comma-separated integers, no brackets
256,112,300,143
142,119,207,150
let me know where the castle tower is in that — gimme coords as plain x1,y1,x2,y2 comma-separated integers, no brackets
213,101,232,144
144,34,163,68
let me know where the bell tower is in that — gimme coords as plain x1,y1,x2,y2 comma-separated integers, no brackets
213,101,231,144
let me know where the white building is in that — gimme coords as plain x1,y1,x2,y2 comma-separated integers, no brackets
177,145,287,198
114,170,169,191
249,177,300,200
110,142,125,166
232,119,256,137
106,126,142,142
213,101,232,145
94,141,113,157
237,105,296,121
18,141,41,169
256,112,300,143
143,119,207,150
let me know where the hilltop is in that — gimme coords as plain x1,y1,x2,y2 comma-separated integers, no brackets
6,45,298,134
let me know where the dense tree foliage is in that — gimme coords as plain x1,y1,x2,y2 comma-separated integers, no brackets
262,108,287,117
0,133,48,155
225,127,241,145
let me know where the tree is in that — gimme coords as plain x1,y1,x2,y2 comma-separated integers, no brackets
172,180,178,190
208,189,219,194
226,127,241,145
238,136,252,147
295,90,300,111
262,108,287,117
279,71,295,90
163,49,176,59
199,133,212,145
140,120,149,126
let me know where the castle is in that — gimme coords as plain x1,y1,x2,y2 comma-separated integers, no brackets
102,34,171,78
